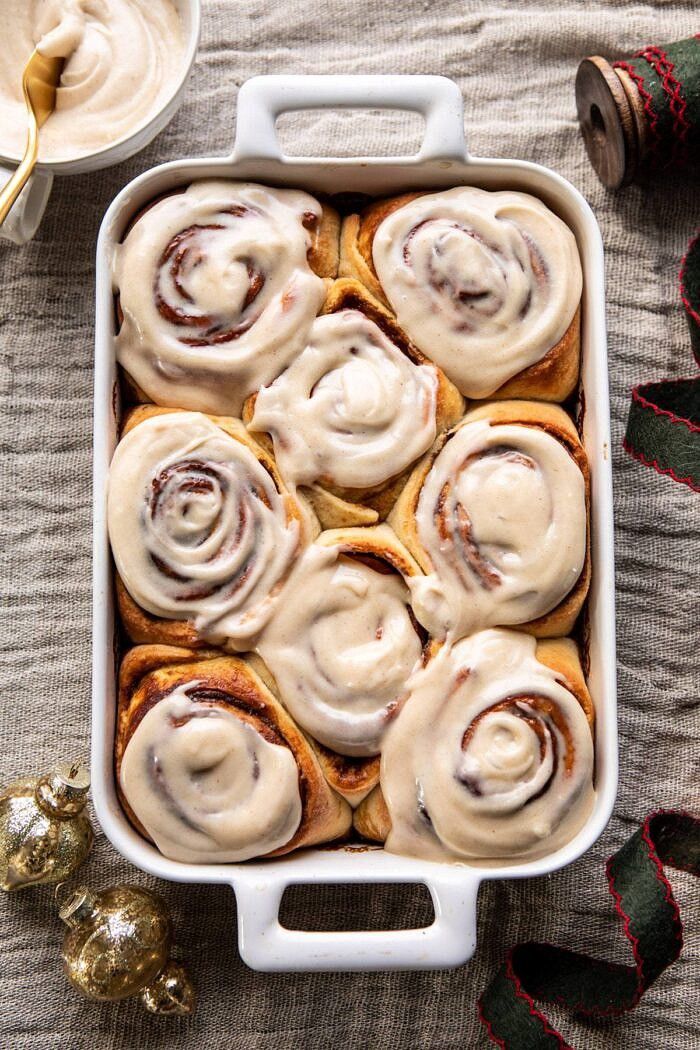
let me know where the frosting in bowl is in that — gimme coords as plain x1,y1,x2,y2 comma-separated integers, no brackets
0,0,185,162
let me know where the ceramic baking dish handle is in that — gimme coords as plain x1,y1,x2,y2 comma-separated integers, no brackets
232,74,467,163
233,872,479,972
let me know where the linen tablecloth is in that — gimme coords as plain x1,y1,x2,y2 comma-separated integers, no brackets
1,1,698,1046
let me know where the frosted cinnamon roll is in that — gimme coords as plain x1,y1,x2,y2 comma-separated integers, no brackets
389,401,590,640
114,181,339,415
255,525,430,804
246,279,464,528
116,645,351,863
354,630,595,862
341,188,582,401
108,406,310,651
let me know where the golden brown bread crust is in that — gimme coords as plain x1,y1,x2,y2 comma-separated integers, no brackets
308,745,381,810
387,400,591,639
492,306,580,403
308,202,341,279
535,636,595,730
115,573,207,649
115,644,352,856
352,635,594,843
339,194,424,305
114,405,315,649
340,193,581,402
244,277,465,530
316,522,424,578
353,783,391,843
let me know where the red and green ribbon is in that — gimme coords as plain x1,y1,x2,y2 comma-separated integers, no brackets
613,36,700,173
623,233,700,492
478,810,700,1049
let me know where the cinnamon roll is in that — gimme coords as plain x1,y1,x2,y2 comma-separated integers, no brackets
255,525,430,804
389,401,590,640
354,630,595,862
108,406,310,651
341,188,582,401
116,645,351,863
114,181,339,415
245,278,464,528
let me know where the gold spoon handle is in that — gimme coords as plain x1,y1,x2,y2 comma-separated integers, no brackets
0,113,39,227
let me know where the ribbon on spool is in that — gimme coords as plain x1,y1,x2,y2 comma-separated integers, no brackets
576,35,700,189
478,810,700,1049
623,233,700,492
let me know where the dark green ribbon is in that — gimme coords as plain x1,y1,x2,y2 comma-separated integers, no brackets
479,811,700,1049
613,36,700,172
623,233,700,492
681,231,700,363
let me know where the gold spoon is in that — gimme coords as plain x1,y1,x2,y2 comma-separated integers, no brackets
0,50,64,227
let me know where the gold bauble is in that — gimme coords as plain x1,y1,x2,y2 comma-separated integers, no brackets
0,762,93,891
60,884,172,1001
59,883,196,1013
141,960,196,1016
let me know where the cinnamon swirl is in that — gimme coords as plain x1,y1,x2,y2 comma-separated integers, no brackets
389,401,590,640
116,645,351,863
354,630,595,862
108,406,310,651
341,188,582,401
114,181,339,415
245,278,463,528
255,525,430,804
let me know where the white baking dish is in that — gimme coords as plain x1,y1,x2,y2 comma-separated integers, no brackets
92,75,617,973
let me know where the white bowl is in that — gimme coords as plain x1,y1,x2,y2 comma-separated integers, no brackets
0,0,200,244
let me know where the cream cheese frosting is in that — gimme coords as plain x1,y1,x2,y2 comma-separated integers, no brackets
408,419,586,639
257,530,423,757
381,629,595,862
249,309,438,491
120,684,302,863
107,412,301,648
372,188,582,397
0,0,184,162
114,181,327,416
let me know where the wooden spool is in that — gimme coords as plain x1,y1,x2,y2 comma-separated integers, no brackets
575,56,648,189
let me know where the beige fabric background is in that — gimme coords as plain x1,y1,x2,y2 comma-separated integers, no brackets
0,1,698,1046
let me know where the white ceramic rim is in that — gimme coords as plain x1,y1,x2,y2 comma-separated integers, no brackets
92,74,618,973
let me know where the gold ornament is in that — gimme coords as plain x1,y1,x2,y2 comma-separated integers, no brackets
141,960,197,1015
59,883,196,1015
0,761,93,891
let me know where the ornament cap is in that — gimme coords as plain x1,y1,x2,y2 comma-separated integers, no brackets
36,762,90,818
59,886,99,928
